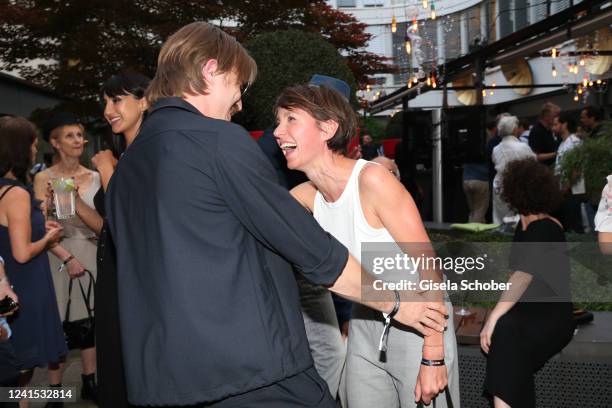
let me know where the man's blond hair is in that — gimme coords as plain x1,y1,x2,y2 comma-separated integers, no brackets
147,22,257,105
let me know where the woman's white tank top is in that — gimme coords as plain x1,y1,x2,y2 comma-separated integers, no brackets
313,159,397,264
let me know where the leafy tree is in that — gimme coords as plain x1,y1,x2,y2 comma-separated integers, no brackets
0,0,391,113
227,0,393,83
360,116,388,141
0,1,227,99
559,125,612,202
236,30,356,131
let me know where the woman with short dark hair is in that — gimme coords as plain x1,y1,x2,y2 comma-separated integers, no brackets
274,84,460,407
0,116,66,403
75,73,150,408
481,157,574,408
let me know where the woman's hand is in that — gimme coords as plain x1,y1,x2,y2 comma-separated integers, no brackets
415,364,448,405
65,257,85,278
91,150,117,173
44,220,63,247
480,312,501,354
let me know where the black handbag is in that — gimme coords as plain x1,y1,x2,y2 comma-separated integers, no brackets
63,269,95,350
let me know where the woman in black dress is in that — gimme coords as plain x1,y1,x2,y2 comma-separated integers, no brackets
480,157,575,408
0,117,66,406
74,74,150,408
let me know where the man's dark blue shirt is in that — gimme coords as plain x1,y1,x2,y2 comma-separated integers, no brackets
106,97,348,406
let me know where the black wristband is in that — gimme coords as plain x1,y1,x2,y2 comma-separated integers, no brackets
62,255,74,265
421,358,445,367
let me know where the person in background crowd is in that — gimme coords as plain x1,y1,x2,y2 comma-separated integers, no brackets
0,255,20,398
575,124,588,140
517,118,531,144
492,115,536,225
0,116,66,408
580,106,606,139
486,114,510,181
33,113,98,402
371,156,400,179
395,140,423,213
463,162,490,224
482,157,574,408
275,84,459,408
529,102,561,166
71,73,150,408
361,134,382,160
595,175,612,254
260,74,352,400
463,133,490,224
553,114,585,233
106,22,447,407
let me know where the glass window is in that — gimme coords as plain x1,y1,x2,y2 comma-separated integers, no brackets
392,22,411,85
498,0,513,38
337,0,357,7
466,5,482,51
363,0,385,6
443,15,461,61
514,0,529,30
530,0,548,23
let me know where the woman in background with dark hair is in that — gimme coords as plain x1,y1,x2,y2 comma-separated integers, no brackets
0,116,65,407
481,157,574,408
74,73,150,408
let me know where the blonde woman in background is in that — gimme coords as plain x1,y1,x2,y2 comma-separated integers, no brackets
33,113,99,403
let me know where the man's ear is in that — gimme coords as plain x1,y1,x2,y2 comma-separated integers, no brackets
319,119,339,142
202,59,219,88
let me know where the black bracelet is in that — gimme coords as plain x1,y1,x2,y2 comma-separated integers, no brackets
62,255,74,265
421,358,445,367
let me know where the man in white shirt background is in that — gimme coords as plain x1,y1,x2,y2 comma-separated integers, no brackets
553,113,586,233
492,115,536,225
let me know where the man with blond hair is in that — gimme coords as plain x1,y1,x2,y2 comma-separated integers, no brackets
107,22,448,407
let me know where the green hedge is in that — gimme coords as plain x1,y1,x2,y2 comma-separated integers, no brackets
235,30,357,131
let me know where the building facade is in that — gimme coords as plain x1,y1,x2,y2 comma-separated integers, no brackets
329,0,607,110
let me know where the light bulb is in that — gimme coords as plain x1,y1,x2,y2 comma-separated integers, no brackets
408,80,413,89
574,95,579,102
489,90,494,96
589,81,594,87
413,77,418,84
426,76,431,86
391,15,397,33
583,77,588,87
423,0,428,8
432,80,437,88
579,58,585,66
578,87,583,95
431,9,436,20
551,48,557,58
405,39,411,54
482,90,486,97
552,65,557,77
597,79,602,84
